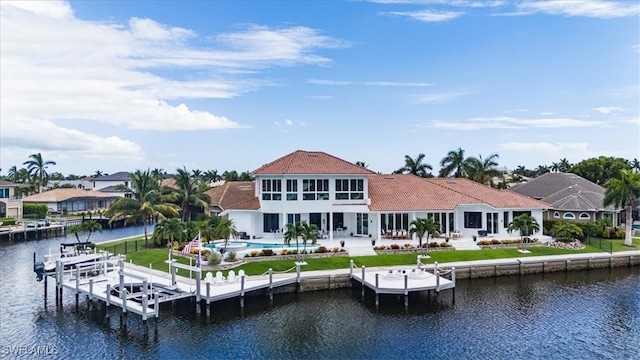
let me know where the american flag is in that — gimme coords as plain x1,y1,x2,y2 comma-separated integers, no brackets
181,233,200,255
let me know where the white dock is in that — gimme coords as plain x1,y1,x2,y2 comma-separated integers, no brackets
349,258,456,306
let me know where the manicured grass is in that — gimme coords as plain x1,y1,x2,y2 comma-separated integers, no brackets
96,236,149,254
582,237,640,252
121,242,626,277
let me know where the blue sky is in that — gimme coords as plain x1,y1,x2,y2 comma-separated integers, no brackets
1,0,638,177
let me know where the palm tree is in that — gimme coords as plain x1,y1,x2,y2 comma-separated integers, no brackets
203,170,221,184
23,152,56,193
152,218,186,247
151,168,165,184
603,170,640,246
550,221,583,241
409,217,440,249
535,165,549,177
172,167,211,221
66,220,102,252
192,169,203,179
355,161,368,168
215,218,238,252
284,221,304,257
558,158,572,173
439,148,469,178
507,214,540,246
466,153,501,186
105,169,179,248
93,170,103,178
394,153,433,178
6,165,18,183
299,221,319,255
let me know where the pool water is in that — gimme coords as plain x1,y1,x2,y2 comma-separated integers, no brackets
207,241,295,250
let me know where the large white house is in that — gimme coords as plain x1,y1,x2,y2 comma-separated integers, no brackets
219,150,549,241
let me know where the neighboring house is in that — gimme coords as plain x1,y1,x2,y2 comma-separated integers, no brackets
0,180,23,218
219,150,548,240
46,178,93,190
22,188,119,214
92,172,132,198
510,172,620,224
204,181,256,217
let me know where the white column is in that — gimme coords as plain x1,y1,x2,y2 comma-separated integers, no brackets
329,211,333,241
411,212,417,240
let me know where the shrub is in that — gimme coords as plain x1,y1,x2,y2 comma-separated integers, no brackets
279,249,288,256
614,229,626,239
332,247,341,253
404,243,412,249
491,239,501,245
390,244,400,250
287,249,298,255
0,218,16,226
261,249,274,256
316,246,328,253
24,203,48,219
478,240,491,245
250,250,259,257
439,241,450,247
601,228,611,239
207,251,222,265
378,244,386,250
225,251,237,262
501,239,509,244
429,241,439,248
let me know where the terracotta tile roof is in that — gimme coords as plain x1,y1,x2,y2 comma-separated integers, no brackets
204,181,257,211
368,175,548,211
0,180,19,187
23,188,119,203
251,150,375,175
225,197,261,211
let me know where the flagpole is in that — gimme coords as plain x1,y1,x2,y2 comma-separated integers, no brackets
197,231,202,269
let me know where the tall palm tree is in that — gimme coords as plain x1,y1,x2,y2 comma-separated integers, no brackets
535,165,549,177
466,153,501,186
6,165,18,183
409,217,440,249
150,168,165,184
173,167,211,221
215,218,238,252
93,170,103,178
394,153,433,178
203,170,221,184
284,221,304,258
603,170,640,246
558,158,572,173
23,153,56,193
105,169,179,248
507,214,540,247
439,148,469,178
299,221,319,255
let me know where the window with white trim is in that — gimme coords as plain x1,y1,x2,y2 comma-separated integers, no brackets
563,212,575,219
261,179,282,200
579,212,590,219
553,211,560,218
302,179,329,201
286,179,298,201
335,179,364,200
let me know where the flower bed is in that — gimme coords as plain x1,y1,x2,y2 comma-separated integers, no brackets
477,238,542,249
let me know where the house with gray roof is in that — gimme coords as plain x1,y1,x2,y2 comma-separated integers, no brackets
92,172,132,198
510,172,620,224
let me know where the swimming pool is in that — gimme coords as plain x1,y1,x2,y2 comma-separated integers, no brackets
206,241,297,251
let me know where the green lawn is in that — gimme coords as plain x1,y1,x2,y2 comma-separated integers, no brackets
96,235,150,254
122,243,611,277
582,237,640,252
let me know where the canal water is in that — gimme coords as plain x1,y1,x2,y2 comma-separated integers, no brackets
0,227,639,359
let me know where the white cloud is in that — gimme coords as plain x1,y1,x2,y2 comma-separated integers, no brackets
592,106,628,114
515,0,639,18
412,91,470,103
285,119,293,126
383,10,464,22
540,112,556,115
308,79,353,86
307,95,334,100
497,142,621,160
422,116,605,130
0,1,347,166
364,81,435,87
632,44,640,53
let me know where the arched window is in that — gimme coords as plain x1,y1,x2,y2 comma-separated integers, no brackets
563,212,575,220
553,211,560,218
579,213,590,220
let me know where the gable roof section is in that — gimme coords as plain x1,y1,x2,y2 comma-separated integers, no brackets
94,172,131,181
0,180,19,187
251,150,375,175
204,181,257,211
509,172,614,211
368,175,548,211
23,189,118,203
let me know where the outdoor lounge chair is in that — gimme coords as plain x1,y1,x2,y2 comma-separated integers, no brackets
214,271,225,284
228,270,236,282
